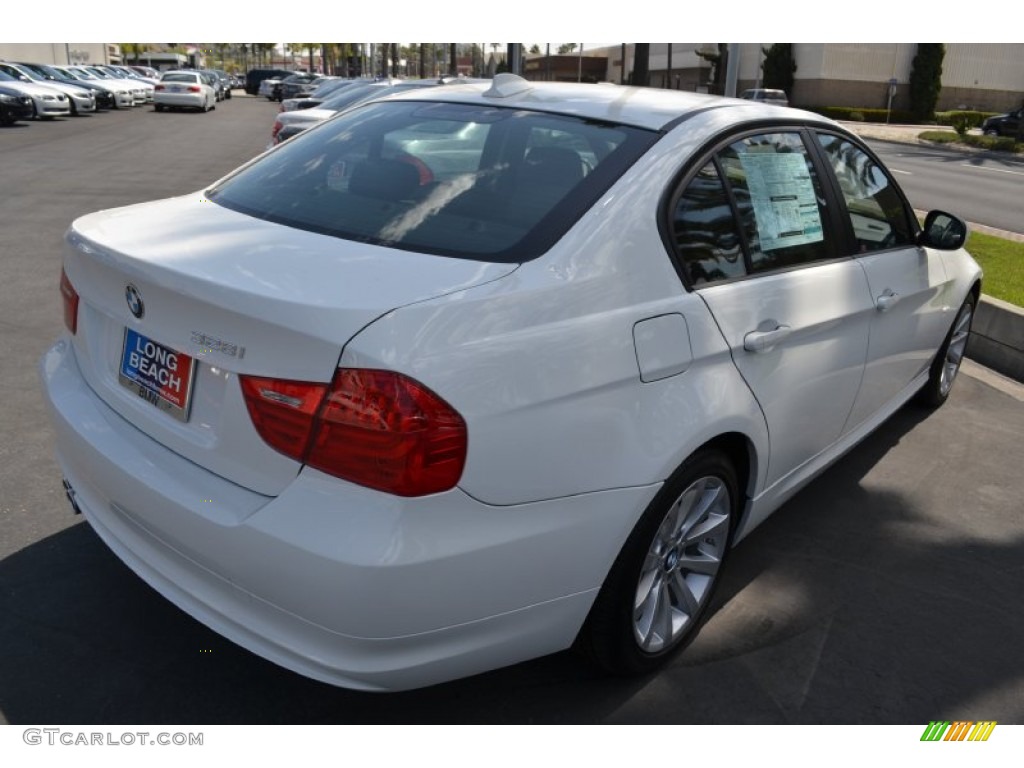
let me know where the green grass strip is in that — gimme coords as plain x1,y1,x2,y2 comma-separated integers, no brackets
967,231,1024,307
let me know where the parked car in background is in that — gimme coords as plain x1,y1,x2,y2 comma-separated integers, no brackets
210,70,233,99
44,74,982,692
53,65,133,108
0,61,95,115
128,65,161,80
15,61,116,109
154,70,217,113
739,88,789,106
0,69,70,118
280,78,362,111
981,107,1022,137
278,72,322,101
271,80,434,145
258,77,283,100
70,66,147,105
246,68,296,96
93,65,157,102
0,84,34,125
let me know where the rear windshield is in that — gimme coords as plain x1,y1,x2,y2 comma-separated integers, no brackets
207,100,657,262
162,73,199,83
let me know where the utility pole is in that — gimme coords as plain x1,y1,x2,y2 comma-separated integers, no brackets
724,43,740,97
507,44,522,76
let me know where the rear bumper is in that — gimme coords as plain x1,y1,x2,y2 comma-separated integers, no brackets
40,338,656,690
155,93,206,109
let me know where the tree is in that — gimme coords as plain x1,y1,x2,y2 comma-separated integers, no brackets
909,43,944,121
630,44,650,86
761,43,796,96
557,43,577,55
529,44,540,55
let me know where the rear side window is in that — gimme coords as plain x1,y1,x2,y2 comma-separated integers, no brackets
670,130,832,286
671,162,746,285
208,100,656,262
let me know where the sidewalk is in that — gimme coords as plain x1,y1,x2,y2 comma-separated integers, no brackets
839,120,1024,164
838,121,954,144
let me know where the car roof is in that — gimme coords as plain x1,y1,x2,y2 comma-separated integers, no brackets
383,75,817,132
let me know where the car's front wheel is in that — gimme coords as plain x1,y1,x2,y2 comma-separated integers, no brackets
918,293,976,408
578,449,737,675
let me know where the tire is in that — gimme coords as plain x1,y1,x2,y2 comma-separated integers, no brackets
917,293,976,408
577,449,738,675
155,104,164,112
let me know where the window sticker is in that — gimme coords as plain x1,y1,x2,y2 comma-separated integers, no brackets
738,153,823,251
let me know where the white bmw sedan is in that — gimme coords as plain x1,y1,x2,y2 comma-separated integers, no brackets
41,75,981,691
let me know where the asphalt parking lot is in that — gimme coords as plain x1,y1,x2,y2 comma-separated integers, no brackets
2,96,1023,724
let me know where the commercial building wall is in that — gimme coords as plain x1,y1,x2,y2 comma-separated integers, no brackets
0,43,120,66
587,43,1024,112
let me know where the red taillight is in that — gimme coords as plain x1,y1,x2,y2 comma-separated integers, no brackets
60,268,79,335
155,84,165,91
271,119,283,142
188,85,201,93
240,369,467,497
239,376,326,459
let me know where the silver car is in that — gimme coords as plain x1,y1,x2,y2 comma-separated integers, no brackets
0,62,95,115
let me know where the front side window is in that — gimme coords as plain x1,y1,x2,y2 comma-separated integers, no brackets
817,134,914,253
208,100,656,262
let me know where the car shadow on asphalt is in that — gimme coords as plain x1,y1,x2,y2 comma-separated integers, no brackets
2,391,1022,724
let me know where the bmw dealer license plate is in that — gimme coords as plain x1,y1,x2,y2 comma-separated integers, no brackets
118,328,196,422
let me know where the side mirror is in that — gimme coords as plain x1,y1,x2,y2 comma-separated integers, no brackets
917,210,968,250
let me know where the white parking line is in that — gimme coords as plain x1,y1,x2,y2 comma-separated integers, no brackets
960,164,1024,177
890,168,912,175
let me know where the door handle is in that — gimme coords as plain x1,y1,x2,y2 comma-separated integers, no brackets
876,290,901,312
743,325,792,353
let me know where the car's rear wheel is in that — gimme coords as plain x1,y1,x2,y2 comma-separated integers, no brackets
918,293,976,408
577,449,737,675
155,103,164,112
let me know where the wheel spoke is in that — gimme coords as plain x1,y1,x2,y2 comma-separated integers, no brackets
669,486,700,537
633,574,661,646
668,570,700,616
676,550,721,576
652,582,673,649
682,510,729,546
678,479,723,539
634,555,660,611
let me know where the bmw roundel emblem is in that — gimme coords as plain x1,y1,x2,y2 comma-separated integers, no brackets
126,284,144,319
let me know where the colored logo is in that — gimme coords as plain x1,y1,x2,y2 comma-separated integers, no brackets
920,721,997,742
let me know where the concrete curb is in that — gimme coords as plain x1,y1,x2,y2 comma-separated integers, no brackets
968,296,1024,384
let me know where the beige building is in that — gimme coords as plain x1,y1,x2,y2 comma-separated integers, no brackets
0,43,122,66
586,43,1024,112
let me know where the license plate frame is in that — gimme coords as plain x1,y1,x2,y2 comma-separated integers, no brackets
118,328,197,422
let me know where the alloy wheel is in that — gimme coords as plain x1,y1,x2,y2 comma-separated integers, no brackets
633,476,731,653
